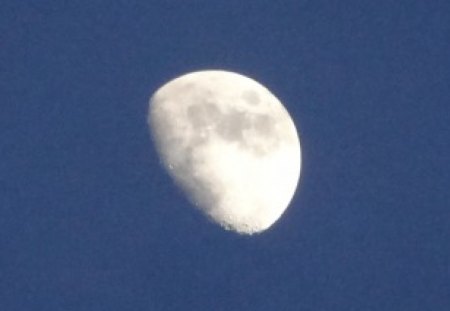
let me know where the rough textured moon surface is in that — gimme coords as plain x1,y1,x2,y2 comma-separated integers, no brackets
148,70,301,234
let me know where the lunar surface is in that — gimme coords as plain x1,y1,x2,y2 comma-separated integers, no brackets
148,70,301,234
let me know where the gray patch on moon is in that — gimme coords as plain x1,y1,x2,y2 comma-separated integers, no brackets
245,114,279,156
184,100,282,157
251,114,274,136
241,90,260,105
216,109,248,142
187,102,220,130
216,108,280,156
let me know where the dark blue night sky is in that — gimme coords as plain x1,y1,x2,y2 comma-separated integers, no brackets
1,1,449,310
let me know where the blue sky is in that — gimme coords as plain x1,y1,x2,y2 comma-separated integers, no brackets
1,1,449,310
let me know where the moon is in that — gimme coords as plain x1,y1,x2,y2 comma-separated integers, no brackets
148,70,301,234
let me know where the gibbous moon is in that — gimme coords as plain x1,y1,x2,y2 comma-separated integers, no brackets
148,70,301,234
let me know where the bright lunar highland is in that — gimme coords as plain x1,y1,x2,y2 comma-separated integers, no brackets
148,70,301,234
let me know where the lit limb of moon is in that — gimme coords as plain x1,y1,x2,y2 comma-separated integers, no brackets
148,70,301,234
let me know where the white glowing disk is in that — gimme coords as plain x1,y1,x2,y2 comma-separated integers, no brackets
148,70,301,234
